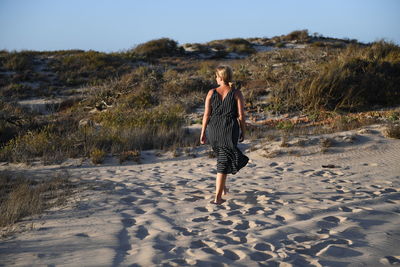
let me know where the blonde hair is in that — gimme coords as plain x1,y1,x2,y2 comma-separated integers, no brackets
216,65,233,87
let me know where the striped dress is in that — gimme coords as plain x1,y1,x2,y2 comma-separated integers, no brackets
206,88,249,174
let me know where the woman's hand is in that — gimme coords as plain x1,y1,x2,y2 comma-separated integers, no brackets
200,132,207,144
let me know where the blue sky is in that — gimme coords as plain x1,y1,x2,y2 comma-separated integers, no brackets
0,0,399,52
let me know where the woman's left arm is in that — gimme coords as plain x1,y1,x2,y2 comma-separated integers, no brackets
200,89,213,144
235,90,246,142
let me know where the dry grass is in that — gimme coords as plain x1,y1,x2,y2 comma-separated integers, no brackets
320,138,334,148
119,150,141,164
0,171,76,230
297,41,400,111
90,148,106,164
132,38,183,58
1,35,399,166
384,123,400,139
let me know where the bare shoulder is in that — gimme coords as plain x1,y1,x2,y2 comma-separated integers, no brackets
206,89,214,98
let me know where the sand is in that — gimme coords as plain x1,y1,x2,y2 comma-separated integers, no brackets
0,124,399,266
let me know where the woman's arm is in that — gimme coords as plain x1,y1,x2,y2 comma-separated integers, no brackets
200,89,213,144
235,90,246,142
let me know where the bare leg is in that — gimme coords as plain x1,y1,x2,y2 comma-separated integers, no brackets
223,185,229,195
214,173,227,203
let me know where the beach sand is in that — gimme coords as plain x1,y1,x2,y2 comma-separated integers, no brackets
1,124,399,266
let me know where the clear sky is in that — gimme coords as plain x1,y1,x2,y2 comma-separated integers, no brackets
0,0,399,52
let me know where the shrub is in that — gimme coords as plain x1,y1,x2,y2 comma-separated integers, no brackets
0,51,34,71
90,148,106,164
133,38,183,58
283,29,310,42
183,43,211,54
0,123,77,164
224,38,256,54
1,83,33,99
49,50,131,86
0,171,75,228
298,41,400,111
119,150,140,164
163,73,212,97
123,89,157,109
267,41,400,112
384,123,400,139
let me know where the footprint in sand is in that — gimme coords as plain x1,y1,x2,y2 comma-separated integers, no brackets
183,196,204,202
218,220,234,226
249,251,272,261
275,215,286,222
226,201,244,211
323,215,346,224
201,247,221,256
234,220,250,230
212,228,232,234
75,233,89,238
247,206,264,215
152,233,176,252
134,207,146,214
223,249,245,261
135,225,149,240
227,210,242,216
214,234,245,245
340,226,366,239
380,256,400,265
319,245,363,257
339,206,353,212
316,215,346,229
254,243,274,252
381,188,398,194
192,216,209,222
190,240,206,248
210,212,222,219
173,226,198,236
296,239,353,257
121,217,136,227
120,196,138,204
195,207,209,212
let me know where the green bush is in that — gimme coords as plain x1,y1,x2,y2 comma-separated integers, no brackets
283,29,310,42
50,50,131,85
0,51,34,71
90,148,106,164
224,38,256,54
133,38,183,58
0,171,74,228
298,41,400,111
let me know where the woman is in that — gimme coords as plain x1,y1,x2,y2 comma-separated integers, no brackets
200,65,249,205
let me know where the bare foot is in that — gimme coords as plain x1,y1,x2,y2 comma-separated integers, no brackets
210,199,226,205
223,186,229,195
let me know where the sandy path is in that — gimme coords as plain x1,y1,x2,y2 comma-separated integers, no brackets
1,125,400,266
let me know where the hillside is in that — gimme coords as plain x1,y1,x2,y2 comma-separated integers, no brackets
0,29,399,164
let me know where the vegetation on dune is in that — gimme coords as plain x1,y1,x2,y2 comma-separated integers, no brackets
207,38,256,56
131,38,183,58
297,41,400,111
0,171,76,228
49,50,133,86
0,31,399,164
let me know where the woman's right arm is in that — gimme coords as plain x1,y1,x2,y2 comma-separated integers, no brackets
235,90,246,142
200,89,213,144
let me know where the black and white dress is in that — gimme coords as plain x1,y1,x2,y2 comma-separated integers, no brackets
206,88,249,174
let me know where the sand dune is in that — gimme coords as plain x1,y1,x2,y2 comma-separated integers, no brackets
1,124,400,266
